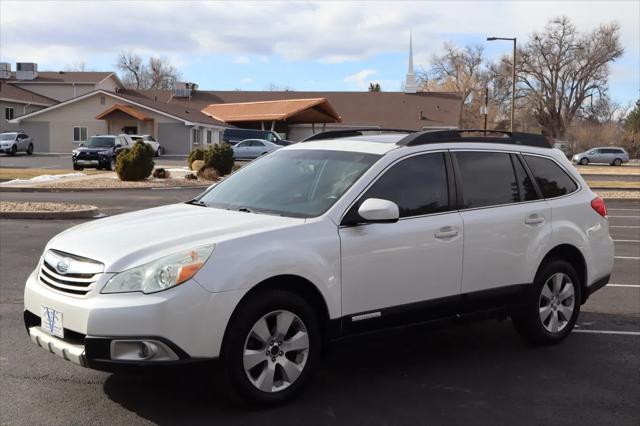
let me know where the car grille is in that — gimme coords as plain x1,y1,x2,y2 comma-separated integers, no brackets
38,250,104,296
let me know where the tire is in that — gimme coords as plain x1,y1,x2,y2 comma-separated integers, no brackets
9,145,17,156
579,158,589,165
221,289,321,405
512,259,582,345
155,148,160,157
73,164,83,171
613,158,622,166
104,158,115,171
26,144,34,155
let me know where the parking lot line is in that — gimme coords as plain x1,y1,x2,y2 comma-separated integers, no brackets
574,329,640,336
613,239,640,243
609,225,640,228
608,208,640,211
608,215,640,218
607,284,640,288
614,256,640,260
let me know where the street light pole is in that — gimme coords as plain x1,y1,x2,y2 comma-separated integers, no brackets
487,36,517,132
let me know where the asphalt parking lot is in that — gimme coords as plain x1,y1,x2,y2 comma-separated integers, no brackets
0,190,638,425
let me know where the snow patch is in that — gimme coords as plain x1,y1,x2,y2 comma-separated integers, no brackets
1,173,86,185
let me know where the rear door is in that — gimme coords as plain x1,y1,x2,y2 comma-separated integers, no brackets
453,150,551,300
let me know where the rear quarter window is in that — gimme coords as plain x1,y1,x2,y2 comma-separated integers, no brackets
523,155,578,198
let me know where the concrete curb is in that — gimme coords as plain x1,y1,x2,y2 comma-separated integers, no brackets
0,206,99,220
0,185,211,193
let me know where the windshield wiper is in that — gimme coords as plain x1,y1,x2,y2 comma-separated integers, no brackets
236,207,254,213
186,199,208,207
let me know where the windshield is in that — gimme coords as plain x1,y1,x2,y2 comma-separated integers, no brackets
84,137,115,148
0,133,16,141
131,136,143,142
199,149,380,218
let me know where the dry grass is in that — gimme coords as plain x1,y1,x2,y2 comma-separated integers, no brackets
595,190,640,200
0,168,105,181
585,180,640,189
0,201,95,212
576,165,640,175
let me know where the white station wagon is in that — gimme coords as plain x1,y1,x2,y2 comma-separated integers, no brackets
24,129,614,404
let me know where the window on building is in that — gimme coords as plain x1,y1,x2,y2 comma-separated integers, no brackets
206,130,213,145
191,128,199,144
100,96,106,105
523,155,578,198
4,107,14,121
455,151,519,208
73,127,88,142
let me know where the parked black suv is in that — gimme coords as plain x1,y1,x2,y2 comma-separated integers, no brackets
222,128,293,146
72,135,130,170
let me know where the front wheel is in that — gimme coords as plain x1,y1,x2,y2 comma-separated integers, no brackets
26,144,34,155
512,259,581,345
9,145,17,156
579,158,589,165
221,290,321,405
104,158,115,171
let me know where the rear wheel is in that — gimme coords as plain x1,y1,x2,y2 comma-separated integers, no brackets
579,158,589,165
26,144,34,155
221,290,321,405
613,158,622,166
512,259,581,345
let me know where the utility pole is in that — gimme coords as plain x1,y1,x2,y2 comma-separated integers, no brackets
487,36,517,132
483,87,489,134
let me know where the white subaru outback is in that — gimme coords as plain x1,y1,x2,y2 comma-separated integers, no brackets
24,130,614,404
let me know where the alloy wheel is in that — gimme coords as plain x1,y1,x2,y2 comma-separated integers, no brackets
243,310,309,393
539,273,575,333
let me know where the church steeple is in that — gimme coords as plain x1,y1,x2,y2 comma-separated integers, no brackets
405,32,418,94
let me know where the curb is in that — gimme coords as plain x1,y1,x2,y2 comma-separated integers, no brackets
0,185,211,193
0,206,99,220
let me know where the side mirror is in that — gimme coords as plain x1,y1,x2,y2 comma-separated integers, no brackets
357,198,399,223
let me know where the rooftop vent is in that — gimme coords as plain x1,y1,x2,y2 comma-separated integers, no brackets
173,82,198,98
16,62,38,80
0,63,10,80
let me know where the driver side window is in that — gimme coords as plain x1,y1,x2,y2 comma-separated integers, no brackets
343,152,451,224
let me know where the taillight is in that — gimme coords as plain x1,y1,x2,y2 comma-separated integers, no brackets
591,196,608,218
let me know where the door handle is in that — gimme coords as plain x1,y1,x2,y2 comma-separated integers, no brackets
525,214,545,225
435,226,459,239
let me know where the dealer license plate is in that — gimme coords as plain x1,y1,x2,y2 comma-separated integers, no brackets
41,306,64,338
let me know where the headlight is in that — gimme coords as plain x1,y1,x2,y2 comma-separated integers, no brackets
72,149,79,155
102,245,214,294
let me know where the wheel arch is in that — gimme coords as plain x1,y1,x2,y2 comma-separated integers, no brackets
221,274,333,351
538,244,588,303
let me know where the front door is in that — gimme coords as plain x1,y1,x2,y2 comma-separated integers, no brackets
453,151,551,298
339,152,463,323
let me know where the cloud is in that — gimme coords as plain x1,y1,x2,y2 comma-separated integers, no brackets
240,77,254,84
344,69,377,89
234,56,251,64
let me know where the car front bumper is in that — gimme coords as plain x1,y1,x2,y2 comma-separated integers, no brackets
23,268,247,369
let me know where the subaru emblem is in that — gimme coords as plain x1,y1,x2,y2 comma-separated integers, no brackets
56,259,70,274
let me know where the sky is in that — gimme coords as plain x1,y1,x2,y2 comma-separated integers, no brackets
1,1,638,104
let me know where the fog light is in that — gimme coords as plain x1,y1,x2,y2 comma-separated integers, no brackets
110,339,179,361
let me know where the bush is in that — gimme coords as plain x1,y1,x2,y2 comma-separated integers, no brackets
204,144,234,176
152,168,171,179
116,141,155,181
191,159,205,173
197,166,219,181
187,148,205,169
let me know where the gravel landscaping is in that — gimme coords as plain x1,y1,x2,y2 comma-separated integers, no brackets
595,190,640,200
37,176,213,189
0,201,96,213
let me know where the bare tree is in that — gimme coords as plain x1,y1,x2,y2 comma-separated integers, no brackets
117,52,180,90
515,17,623,138
265,82,294,91
420,43,489,127
64,61,89,72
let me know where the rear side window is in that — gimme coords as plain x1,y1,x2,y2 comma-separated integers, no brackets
513,156,539,201
455,151,519,208
345,152,450,221
523,155,578,198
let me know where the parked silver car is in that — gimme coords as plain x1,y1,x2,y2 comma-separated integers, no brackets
572,147,629,166
0,132,34,155
232,139,280,159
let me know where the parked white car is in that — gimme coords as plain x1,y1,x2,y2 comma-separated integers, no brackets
0,131,34,155
24,130,614,405
130,134,162,157
232,139,280,159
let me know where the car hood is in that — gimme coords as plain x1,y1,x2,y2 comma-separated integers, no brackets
75,147,113,153
46,203,303,272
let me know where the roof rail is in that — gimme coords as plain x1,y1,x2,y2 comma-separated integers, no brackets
301,127,415,142
396,129,551,148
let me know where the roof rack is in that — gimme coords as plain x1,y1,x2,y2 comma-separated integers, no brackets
396,129,551,148
301,128,414,142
